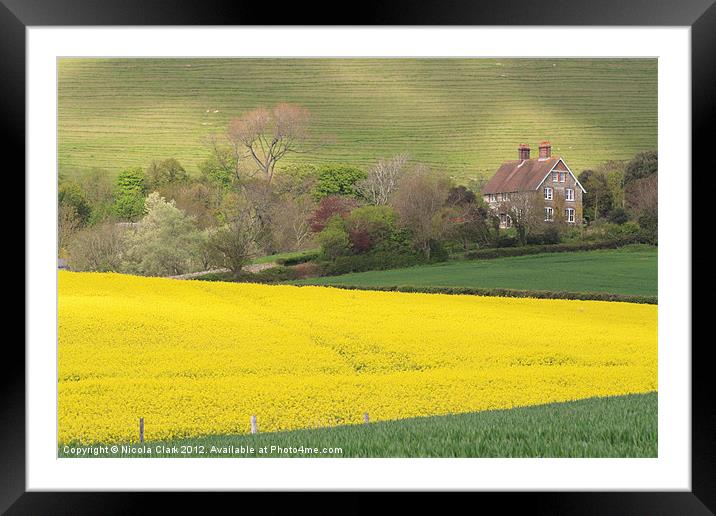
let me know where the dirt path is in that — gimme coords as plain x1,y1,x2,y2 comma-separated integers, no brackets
168,261,277,280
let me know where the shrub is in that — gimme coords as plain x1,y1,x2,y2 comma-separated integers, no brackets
276,251,321,266
428,240,449,262
638,211,658,245
317,216,351,259
525,226,562,245
249,266,299,283
464,237,644,260
608,208,630,225
345,205,398,253
319,252,424,276
291,262,322,279
319,284,657,305
603,221,640,240
495,234,518,248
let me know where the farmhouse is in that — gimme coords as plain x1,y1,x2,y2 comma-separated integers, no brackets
482,141,585,228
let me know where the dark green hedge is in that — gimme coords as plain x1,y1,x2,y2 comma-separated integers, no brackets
303,284,657,304
464,236,644,260
276,252,321,266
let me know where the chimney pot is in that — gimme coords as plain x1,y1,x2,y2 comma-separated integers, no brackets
539,141,552,159
518,143,531,160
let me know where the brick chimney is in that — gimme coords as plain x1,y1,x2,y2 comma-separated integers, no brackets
518,143,531,160
539,141,552,159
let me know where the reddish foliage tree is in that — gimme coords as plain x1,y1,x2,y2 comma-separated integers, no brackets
308,195,357,233
348,229,373,253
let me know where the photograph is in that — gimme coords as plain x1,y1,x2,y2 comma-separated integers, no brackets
56,57,658,459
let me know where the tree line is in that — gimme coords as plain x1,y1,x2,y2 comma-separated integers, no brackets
58,103,658,279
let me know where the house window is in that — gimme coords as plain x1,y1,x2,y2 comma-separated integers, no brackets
552,172,559,182
502,192,509,201
565,188,574,201
489,194,496,203
544,207,554,221
499,213,512,227
566,208,575,223
544,187,553,200
559,172,566,182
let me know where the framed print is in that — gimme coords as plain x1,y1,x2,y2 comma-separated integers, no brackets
5,0,712,513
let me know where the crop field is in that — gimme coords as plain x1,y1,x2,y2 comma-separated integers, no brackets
294,248,658,297
59,393,657,458
58,58,657,181
58,271,657,448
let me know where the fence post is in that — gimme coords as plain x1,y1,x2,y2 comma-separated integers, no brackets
139,417,144,443
250,415,258,434
363,412,369,424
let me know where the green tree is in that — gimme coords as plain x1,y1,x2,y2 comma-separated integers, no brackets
114,166,147,221
199,149,236,190
314,164,367,200
345,205,397,252
595,160,627,210
578,169,613,222
145,158,188,190
123,192,200,276
58,181,91,224
624,150,657,186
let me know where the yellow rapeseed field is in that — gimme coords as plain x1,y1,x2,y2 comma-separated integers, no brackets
58,271,657,445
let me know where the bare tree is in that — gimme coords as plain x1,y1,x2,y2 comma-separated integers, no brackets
391,165,452,259
625,174,658,217
502,192,547,245
58,204,81,253
206,209,262,278
270,195,316,252
67,222,125,272
356,153,409,205
227,104,312,184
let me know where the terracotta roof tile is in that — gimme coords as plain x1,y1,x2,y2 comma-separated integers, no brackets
482,157,561,195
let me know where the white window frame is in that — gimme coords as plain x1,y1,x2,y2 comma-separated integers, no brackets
566,208,575,223
559,172,566,183
544,207,554,222
544,186,553,200
552,172,558,182
565,188,574,201
489,194,496,203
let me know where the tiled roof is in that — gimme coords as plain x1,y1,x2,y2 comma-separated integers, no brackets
482,157,561,195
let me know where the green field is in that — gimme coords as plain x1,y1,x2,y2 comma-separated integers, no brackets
293,247,657,297
58,393,657,458
58,58,657,181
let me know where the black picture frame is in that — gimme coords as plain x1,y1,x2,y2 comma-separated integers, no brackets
4,0,711,513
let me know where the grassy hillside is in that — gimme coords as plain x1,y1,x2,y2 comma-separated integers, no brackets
293,247,657,297
58,58,657,181
59,393,657,458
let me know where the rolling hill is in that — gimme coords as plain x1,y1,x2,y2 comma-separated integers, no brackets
58,58,657,182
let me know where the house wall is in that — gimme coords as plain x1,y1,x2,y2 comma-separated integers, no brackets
538,164,583,225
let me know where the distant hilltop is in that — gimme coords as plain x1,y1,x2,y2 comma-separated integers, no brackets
58,58,657,182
